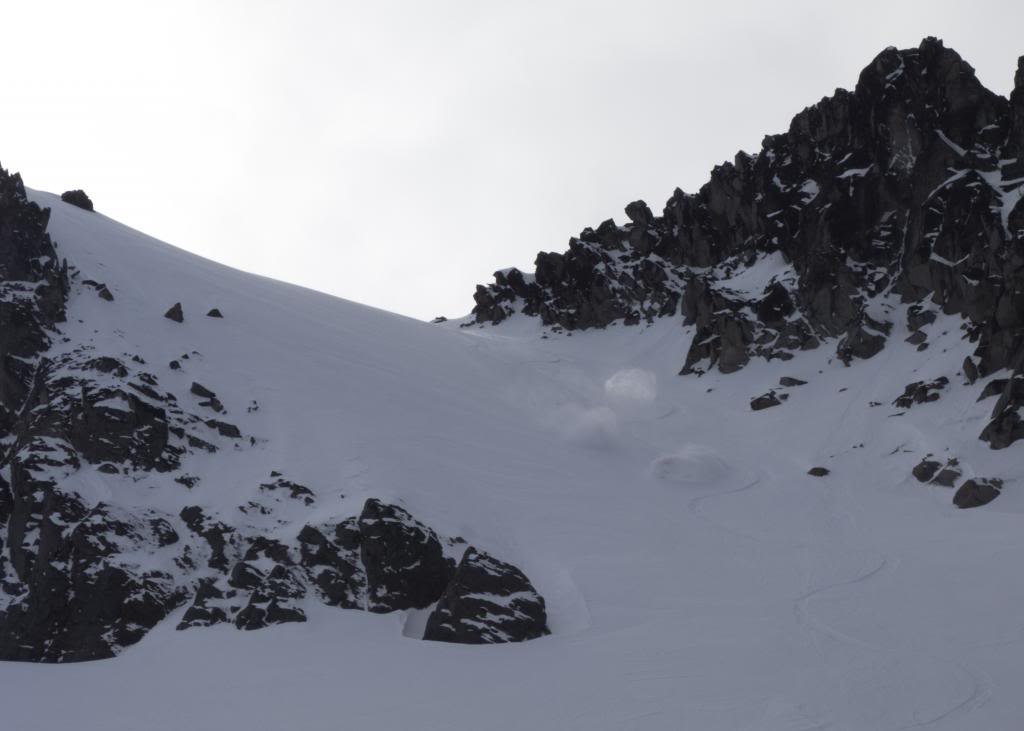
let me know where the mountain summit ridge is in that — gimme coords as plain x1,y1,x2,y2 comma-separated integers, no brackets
471,37,1024,448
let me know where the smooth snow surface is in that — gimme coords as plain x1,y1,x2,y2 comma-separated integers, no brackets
2,190,1023,730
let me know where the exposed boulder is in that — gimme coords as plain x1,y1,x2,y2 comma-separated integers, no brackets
912,459,941,482
893,377,949,409
963,357,979,384
190,382,216,399
751,391,787,411
358,499,453,612
953,478,1004,509
423,547,549,644
205,419,241,439
932,461,962,487
164,302,184,322
912,457,960,486
60,189,93,211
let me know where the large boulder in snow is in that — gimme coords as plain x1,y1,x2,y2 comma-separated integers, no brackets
60,189,93,211
423,547,549,644
358,499,454,612
953,478,1003,509
164,302,184,322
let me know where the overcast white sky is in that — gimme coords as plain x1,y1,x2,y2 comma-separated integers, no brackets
3,1,1022,320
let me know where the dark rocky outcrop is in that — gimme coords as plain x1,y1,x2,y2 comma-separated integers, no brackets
206,308,223,318
424,547,549,644
893,377,949,409
0,162,546,660
167,500,542,642
0,502,186,662
260,476,315,506
0,164,68,435
808,467,830,477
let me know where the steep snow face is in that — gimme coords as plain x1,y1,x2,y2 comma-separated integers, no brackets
0,190,1021,729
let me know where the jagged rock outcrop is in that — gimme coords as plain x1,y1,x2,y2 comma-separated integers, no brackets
894,377,949,409
173,498,537,643
470,39,1024,445
0,164,67,435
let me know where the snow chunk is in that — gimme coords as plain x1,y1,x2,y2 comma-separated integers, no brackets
603,369,657,406
651,445,732,486
557,405,618,448
838,166,873,179
799,179,820,202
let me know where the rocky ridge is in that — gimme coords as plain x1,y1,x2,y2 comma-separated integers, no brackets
471,38,1024,450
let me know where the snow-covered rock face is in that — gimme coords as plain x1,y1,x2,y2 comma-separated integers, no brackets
0,164,548,661
472,38,1024,449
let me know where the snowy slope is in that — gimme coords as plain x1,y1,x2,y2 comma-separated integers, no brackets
0,189,1021,730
